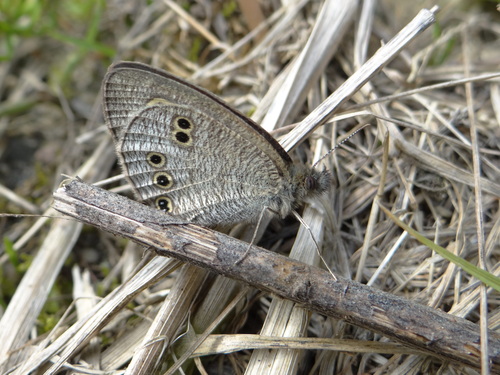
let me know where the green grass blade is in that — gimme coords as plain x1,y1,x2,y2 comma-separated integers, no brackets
380,204,500,292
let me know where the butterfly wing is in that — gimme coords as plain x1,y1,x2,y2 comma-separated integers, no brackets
102,62,294,226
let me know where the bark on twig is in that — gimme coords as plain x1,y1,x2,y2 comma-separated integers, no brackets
52,180,500,373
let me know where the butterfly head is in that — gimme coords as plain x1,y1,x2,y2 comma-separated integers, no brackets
275,164,332,217
305,169,331,194
295,165,331,198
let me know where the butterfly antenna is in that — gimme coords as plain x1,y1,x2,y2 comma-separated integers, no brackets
312,124,370,169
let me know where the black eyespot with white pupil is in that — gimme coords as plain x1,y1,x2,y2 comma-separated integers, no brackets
153,172,173,189
156,197,173,212
146,152,166,168
177,118,192,129
150,154,162,164
156,175,170,186
175,132,190,143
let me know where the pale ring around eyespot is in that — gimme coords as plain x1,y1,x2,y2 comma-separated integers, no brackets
153,171,174,189
146,152,166,168
155,196,173,212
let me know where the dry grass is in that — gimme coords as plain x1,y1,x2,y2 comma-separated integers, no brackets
0,1,499,374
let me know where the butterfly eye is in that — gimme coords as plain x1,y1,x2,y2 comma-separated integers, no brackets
147,152,166,168
153,172,173,189
155,196,173,212
305,176,316,190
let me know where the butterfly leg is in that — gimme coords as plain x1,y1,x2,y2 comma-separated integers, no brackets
291,210,337,281
233,206,277,265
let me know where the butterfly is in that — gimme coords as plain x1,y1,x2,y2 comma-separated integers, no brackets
102,62,330,227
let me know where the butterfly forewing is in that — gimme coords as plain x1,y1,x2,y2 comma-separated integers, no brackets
103,62,291,167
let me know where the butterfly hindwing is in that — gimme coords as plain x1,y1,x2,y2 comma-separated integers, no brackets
115,96,286,226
